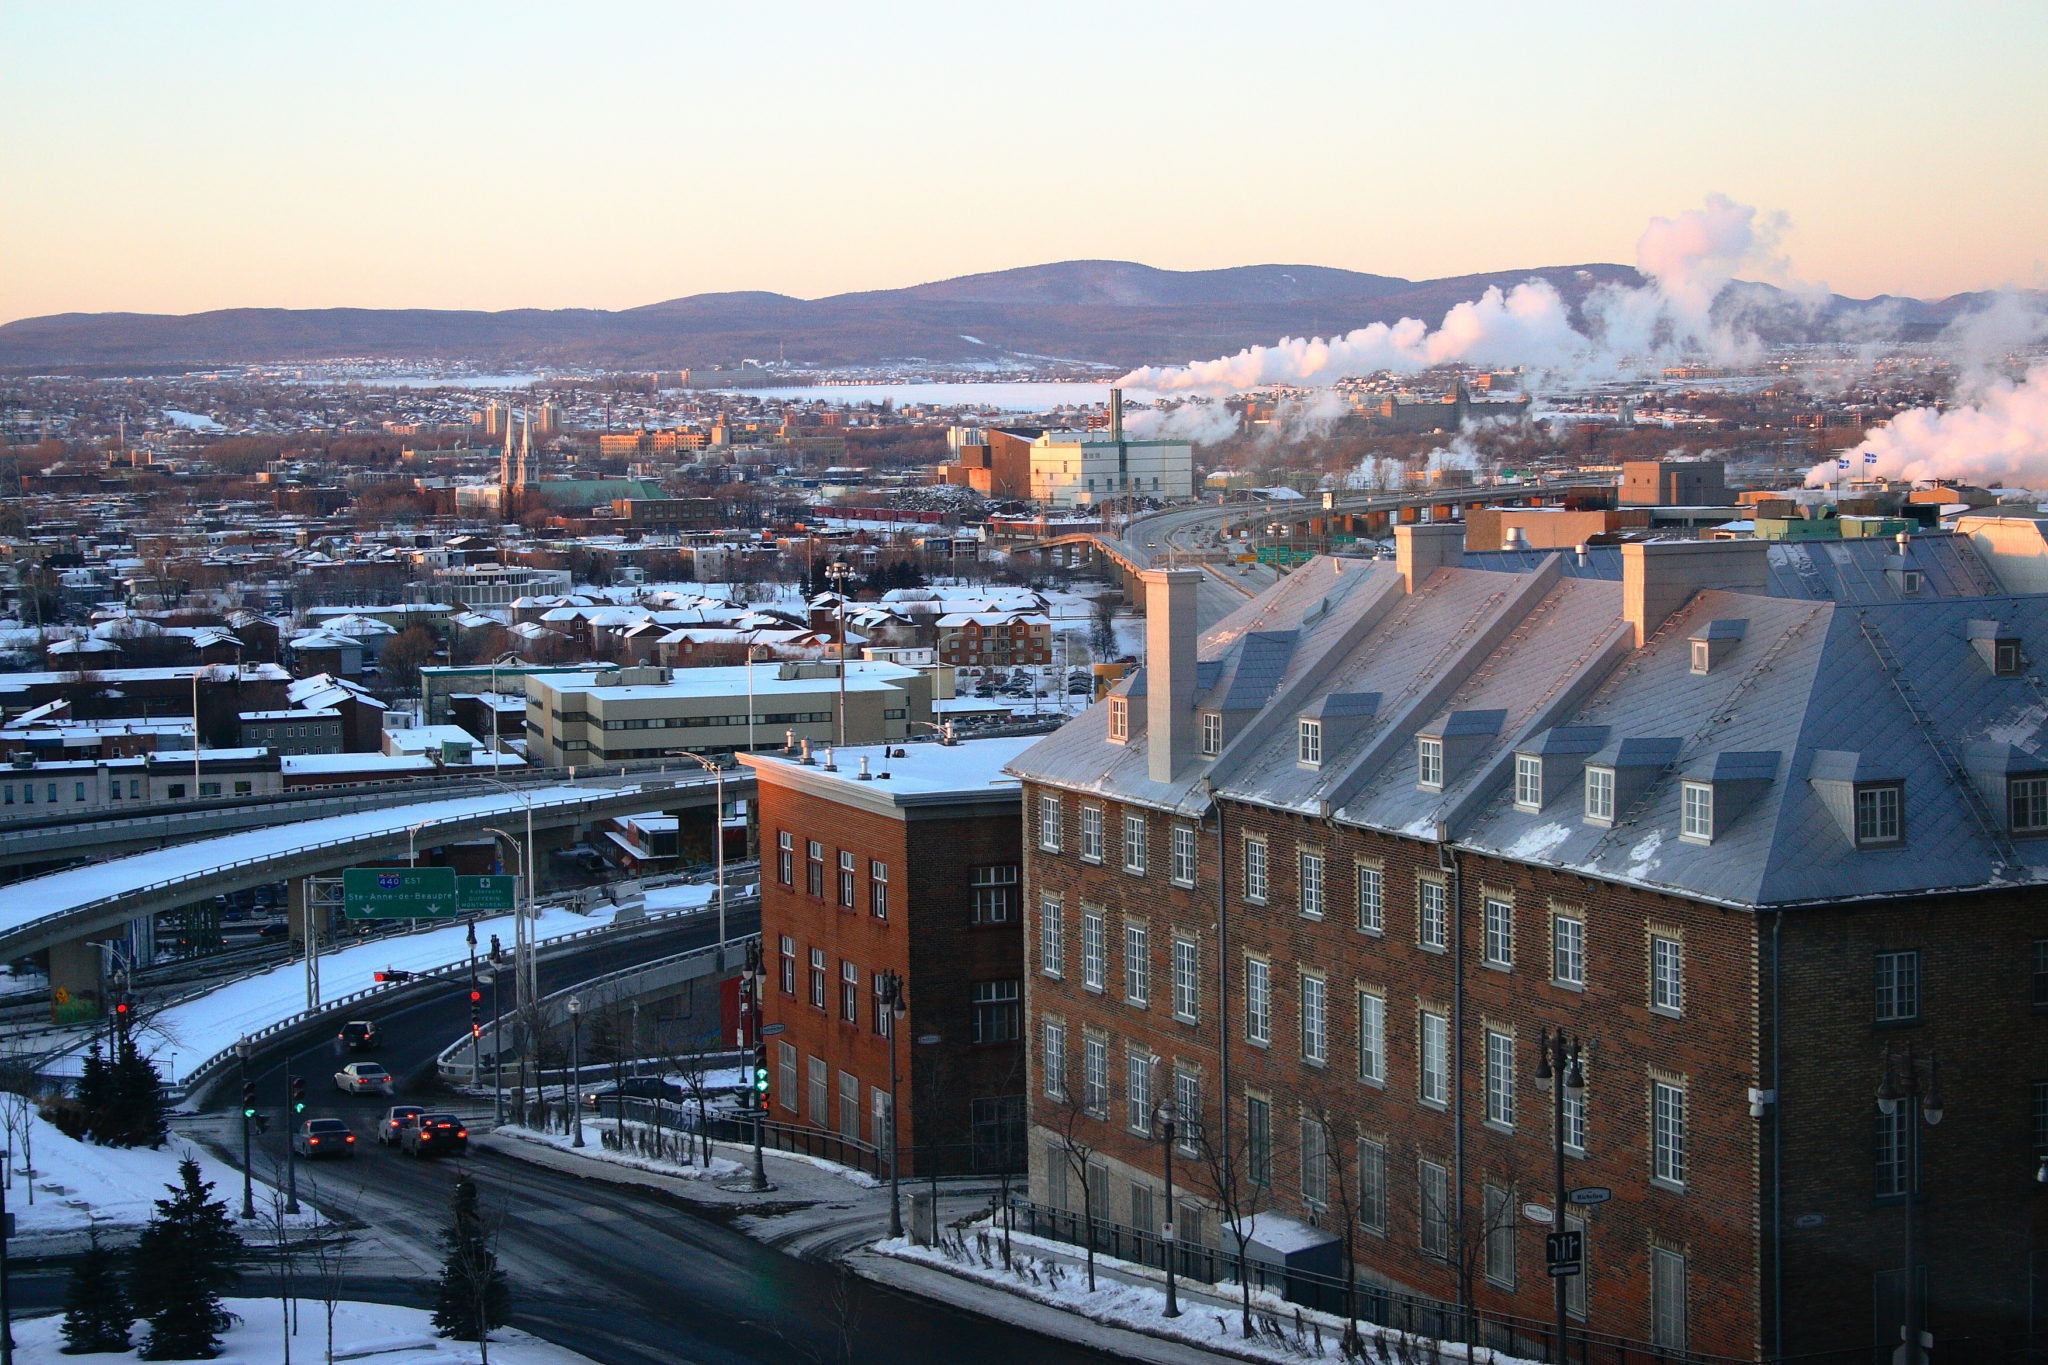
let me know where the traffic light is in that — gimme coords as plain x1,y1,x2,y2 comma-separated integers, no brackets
374,968,415,984
751,1044,770,1105
241,1081,257,1119
290,1076,306,1114
469,987,482,1039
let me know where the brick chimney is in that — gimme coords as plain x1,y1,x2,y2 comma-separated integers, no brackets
1396,522,1466,593
1621,540,1770,646
1141,568,1201,782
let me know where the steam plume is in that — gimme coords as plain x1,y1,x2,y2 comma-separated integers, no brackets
1808,362,2048,489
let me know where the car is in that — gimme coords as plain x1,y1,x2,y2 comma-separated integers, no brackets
334,1062,393,1095
400,1112,468,1157
583,1076,684,1110
292,1118,356,1159
377,1104,426,1146
338,1020,379,1051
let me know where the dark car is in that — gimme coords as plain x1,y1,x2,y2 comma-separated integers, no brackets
377,1104,426,1147
292,1118,356,1159
400,1112,468,1157
583,1076,683,1110
339,1021,379,1051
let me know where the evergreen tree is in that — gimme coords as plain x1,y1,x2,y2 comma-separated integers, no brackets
60,1221,132,1354
75,1046,112,1144
432,1175,509,1346
102,1033,167,1149
130,1157,241,1360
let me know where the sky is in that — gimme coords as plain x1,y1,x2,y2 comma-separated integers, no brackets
3,0,2046,324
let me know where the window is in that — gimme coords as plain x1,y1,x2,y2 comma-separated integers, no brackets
1122,813,1147,875
1080,807,1104,863
869,860,889,918
777,831,795,884
1108,697,1129,743
1650,1247,1688,1352
1124,922,1151,1005
1358,991,1386,1084
808,948,826,1009
1681,781,1714,841
1584,767,1615,822
1246,1095,1272,1186
1874,950,1920,1023
2033,1081,2048,1152
2010,775,2048,835
1170,825,1197,886
777,1041,798,1113
1484,1185,1516,1290
1876,1102,1912,1198
1563,1061,1588,1155
1417,736,1444,789
837,850,856,908
1301,974,1328,1064
1356,864,1384,935
805,840,825,897
198,782,221,798
74,782,85,802
1301,1117,1330,1209
839,1072,861,1140
1553,912,1586,988
972,980,1021,1043
1485,1029,1516,1129
1041,1021,1066,1098
1040,895,1065,977
1565,1214,1589,1319
1083,1035,1108,1113
1651,934,1684,1015
778,934,795,995
1173,1069,1201,1154
1201,711,1222,756
839,960,859,1021
1514,754,1543,810
1082,910,1106,991
2035,939,2048,1007
972,865,1020,923
1855,784,1904,846
1358,1137,1388,1232
1127,1051,1153,1133
1997,640,2024,675
1038,794,1063,851
1298,718,1322,766
1419,1159,1451,1258
233,780,252,796
1172,936,1199,1022
1418,879,1447,951
1483,896,1514,969
1652,1079,1688,1188
1245,958,1272,1045
1243,836,1268,903
1299,850,1325,919
1420,1011,1448,1106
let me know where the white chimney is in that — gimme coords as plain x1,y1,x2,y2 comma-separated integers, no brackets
1141,568,1201,783
1621,540,1771,647
1396,522,1465,594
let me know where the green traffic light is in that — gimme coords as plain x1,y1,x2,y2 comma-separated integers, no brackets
242,1107,256,1118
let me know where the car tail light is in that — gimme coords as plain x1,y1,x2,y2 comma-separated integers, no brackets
309,1138,320,1145
457,1130,468,1138
345,1135,355,1143
421,1132,431,1140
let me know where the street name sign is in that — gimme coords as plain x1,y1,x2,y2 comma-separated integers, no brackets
1566,1186,1613,1206
343,867,459,920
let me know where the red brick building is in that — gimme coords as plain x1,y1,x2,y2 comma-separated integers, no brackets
742,735,1038,1176
1010,541,2048,1363
934,612,1053,669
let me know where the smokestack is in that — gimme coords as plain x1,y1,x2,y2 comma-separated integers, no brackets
1109,388,1124,442
1140,568,1201,783
1396,522,1465,594
1621,540,1770,647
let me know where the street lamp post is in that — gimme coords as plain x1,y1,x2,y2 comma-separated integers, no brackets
880,969,907,1238
470,775,538,1049
568,996,585,1148
1878,1048,1943,1365
743,937,771,1191
234,1039,255,1220
1155,1096,1181,1318
1534,1026,1586,1365
826,561,854,747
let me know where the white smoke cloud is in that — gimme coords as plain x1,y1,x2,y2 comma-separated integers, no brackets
1808,362,2048,489
1119,397,1237,444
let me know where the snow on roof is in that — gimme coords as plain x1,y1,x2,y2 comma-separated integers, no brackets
743,735,1036,800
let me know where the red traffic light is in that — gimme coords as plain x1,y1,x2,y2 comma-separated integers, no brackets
469,990,481,1003
114,1002,130,1015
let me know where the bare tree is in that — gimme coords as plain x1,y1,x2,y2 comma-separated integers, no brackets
1184,1094,1281,1339
1042,1062,1105,1290
665,1034,729,1166
1302,1082,1366,1355
299,1183,355,1365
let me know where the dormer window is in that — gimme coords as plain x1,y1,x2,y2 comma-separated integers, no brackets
1108,697,1129,744
1690,640,1711,675
1689,619,1747,675
2011,776,2048,835
1584,767,1615,823
1201,712,1222,756
1298,719,1323,767
1998,641,2023,676
1853,783,1903,846
1514,755,1543,811
1680,781,1714,843
1417,736,1444,790
1968,620,2024,676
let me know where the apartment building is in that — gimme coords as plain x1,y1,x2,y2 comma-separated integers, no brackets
934,612,1054,669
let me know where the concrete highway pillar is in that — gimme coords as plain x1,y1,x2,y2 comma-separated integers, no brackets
46,935,105,1021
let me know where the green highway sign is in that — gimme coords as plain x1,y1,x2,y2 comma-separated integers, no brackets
458,875,519,913
343,867,459,920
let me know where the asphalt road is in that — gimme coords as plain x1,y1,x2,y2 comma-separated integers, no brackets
157,909,1131,1365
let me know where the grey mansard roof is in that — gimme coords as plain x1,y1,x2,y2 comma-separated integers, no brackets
1010,552,2048,909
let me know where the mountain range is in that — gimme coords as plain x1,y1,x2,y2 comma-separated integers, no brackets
0,260,1986,373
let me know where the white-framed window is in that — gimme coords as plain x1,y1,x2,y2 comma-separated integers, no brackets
1483,896,1514,969
1484,1028,1516,1129
1418,1159,1450,1258
1301,1116,1330,1209
1651,934,1684,1015
2013,776,2048,834
1041,1020,1066,1098
1514,753,1543,810
1299,850,1325,919
1037,794,1063,852
1170,824,1197,886
1484,1184,1516,1290
1585,767,1615,822
1652,1079,1688,1187
1079,806,1104,863
1127,1050,1154,1134
1874,950,1920,1023
1243,836,1268,903
806,840,825,897
1081,910,1106,992
1553,912,1586,988
1122,813,1147,875
1358,990,1385,1084
1173,1068,1201,1155
1358,1137,1388,1233
838,850,856,907
970,980,1021,1043
1298,718,1322,766
777,1040,798,1113
1419,1011,1448,1106
1083,1034,1108,1113
1680,781,1714,842
1356,863,1384,935
1877,1102,1911,1197
1124,922,1150,1005
1563,1061,1588,1154
1246,958,1271,1045
777,830,794,885
1201,711,1222,756
1108,696,1129,743
972,864,1020,923
808,947,826,1009
840,959,859,1021
1855,783,1903,846
1171,936,1199,1022
1418,736,1444,788
1301,974,1327,1064
1418,879,1447,951
1246,1094,1273,1186
869,860,889,918
1039,894,1065,977
1650,1247,1688,1352
778,934,796,994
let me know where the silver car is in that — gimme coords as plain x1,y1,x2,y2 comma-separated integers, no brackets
334,1062,394,1096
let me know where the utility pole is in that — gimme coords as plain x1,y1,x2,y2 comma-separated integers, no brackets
235,1041,255,1220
